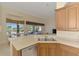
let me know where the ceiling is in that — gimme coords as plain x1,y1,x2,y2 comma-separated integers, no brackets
2,2,56,19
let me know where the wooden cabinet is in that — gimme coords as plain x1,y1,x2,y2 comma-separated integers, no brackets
77,7,79,29
37,43,79,56
11,42,79,56
56,43,79,56
60,44,79,56
48,43,56,56
37,43,56,56
37,43,48,56
56,4,79,31
56,8,66,30
67,5,77,30
55,43,62,56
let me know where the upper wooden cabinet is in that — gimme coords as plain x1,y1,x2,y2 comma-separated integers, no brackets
37,43,79,56
56,8,66,30
77,7,79,29
56,4,79,31
67,5,77,30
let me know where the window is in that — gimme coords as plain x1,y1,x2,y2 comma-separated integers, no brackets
34,25,42,32
6,23,17,37
26,21,45,34
27,25,43,34
18,24,24,34
28,25,34,33
6,19,24,37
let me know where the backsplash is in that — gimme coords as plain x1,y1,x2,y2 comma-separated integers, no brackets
57,31,79,41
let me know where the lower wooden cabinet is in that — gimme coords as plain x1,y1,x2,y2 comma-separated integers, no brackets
48,43,56,56
55,43,62,56
60,44,79,56
37,43,56,56
37,43,79,56
37,43,48,56
11,43,79,56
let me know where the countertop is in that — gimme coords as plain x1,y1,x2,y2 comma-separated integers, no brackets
10,35,79,51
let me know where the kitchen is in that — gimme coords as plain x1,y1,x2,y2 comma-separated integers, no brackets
0,2,79,56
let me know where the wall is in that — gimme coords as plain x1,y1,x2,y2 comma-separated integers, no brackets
56,2,67,9
0,4,8,45
57,31,79,41
0,4,47,45
2,2,58,34
45,18,56,34
44,2,56,34
0,3,57,45
4,6,56,34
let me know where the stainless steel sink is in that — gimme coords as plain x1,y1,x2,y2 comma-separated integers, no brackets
45,38,56,41
38,38,56,41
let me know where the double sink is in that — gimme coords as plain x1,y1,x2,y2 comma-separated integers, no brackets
38,37,56,41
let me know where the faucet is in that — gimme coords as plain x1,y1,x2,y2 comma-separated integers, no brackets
44,35,48,41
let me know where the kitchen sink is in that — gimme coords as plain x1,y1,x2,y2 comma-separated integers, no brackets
38,38,56,41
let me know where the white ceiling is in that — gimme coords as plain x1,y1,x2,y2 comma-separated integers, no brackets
2,2,56,19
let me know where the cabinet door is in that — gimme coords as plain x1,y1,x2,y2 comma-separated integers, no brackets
67,6,77,30
62,50,78,56
60,44,79,56
55,43,62,56
48,43,56,56
37,43,48,56
37,47,47,56
56,8,66,30
77,7,79,30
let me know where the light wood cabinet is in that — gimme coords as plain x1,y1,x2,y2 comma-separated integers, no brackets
55,43,62,56
37,43,56,56
56,43,79,56
12,43,79,56
56,4,79,31
60,44,79,56
48,43,56,56
56,8,66,30
77,6,79,29
37,43,48,56
37,43,47,56
37,43,79,56
67,5,77,30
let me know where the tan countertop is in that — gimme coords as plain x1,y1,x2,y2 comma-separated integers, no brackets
10,35,79,51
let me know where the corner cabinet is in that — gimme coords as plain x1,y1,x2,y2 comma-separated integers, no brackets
56,4,79,31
